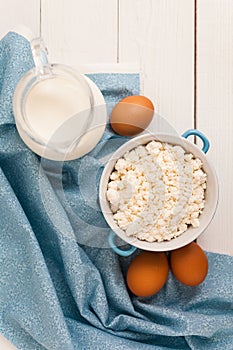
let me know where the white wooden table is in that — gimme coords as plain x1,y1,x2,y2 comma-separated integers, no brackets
0,0,232,348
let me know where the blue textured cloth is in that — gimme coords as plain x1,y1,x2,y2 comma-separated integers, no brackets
0,32,233,350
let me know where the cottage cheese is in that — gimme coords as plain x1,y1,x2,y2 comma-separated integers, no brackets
106,141,207,242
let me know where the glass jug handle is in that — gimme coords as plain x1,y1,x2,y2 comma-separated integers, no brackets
31,37,52,76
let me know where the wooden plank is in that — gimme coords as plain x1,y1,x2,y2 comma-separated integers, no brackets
0,0,40,39
119,0,194,135
196,0,233,255
41,0,118,66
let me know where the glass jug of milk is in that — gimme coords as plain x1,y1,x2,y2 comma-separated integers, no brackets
13,38,107,161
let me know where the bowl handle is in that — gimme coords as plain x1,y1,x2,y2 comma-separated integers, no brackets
182,129,210,154
108,231,137,257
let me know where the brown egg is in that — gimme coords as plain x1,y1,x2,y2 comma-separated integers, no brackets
110,95,154,136
126,251,169,297
170,242,208,286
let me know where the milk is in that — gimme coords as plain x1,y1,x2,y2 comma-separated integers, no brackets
13,36,107,161
25,76,91,147
14,73,107,161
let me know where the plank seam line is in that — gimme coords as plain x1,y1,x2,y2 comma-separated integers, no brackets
39,0,42,36
117,0,120,63
194,0,197,130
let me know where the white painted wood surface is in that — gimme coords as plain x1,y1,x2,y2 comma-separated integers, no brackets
0,0,40,38
0,0,233,347
119,0,194,134
41,0,118,65
196,0,233,255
